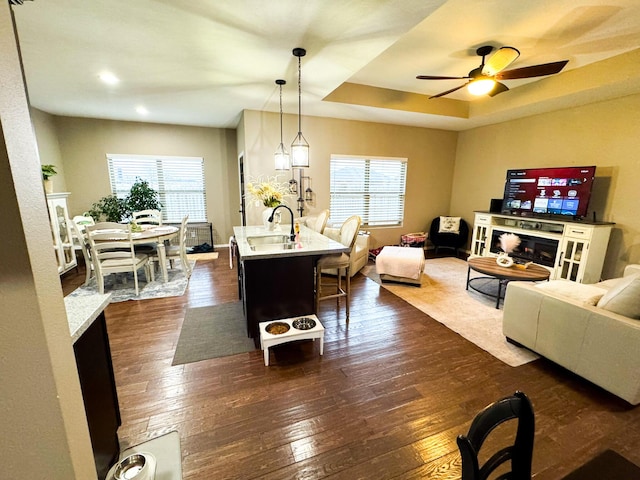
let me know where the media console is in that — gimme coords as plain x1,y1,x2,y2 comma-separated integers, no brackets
470,211,614,283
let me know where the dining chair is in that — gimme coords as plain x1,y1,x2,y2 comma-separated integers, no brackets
70,219,95,286
85,222,154,295
149,214,192,278
311,209,330,234
457,391,535,480
132,209,162,225
315,215,361,323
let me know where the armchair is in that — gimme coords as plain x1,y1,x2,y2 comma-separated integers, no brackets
429,216,469,255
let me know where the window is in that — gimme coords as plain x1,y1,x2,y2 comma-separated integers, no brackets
330,155,407,227
107,154,206,223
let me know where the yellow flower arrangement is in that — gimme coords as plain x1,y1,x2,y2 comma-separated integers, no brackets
246,176,289,208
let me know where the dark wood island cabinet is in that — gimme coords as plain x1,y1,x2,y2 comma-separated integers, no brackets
66,294,120,480
234,225,348,345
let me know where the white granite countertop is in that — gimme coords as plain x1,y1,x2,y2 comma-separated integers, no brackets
233,224,347,260
65,293,112,343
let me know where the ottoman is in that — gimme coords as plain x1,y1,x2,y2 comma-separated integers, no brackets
375,246,425,286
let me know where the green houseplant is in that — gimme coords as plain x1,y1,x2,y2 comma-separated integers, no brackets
126,178,161,213
87,195,128,222
88,178,161,222
41,164,57,193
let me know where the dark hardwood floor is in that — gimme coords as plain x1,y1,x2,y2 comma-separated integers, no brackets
62,251,640,479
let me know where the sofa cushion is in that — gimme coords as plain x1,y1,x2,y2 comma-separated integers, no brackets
535,280,607,306
438,216,461,234
597,274,640,319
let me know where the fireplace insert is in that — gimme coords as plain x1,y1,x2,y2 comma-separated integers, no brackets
490,229,559,267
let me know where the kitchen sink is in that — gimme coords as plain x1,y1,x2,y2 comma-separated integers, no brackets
246,235,295,251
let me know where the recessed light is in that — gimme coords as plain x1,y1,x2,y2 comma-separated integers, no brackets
99,71,119,85
136,106,148,115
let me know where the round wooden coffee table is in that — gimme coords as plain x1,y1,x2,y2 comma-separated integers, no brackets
466,256,551,308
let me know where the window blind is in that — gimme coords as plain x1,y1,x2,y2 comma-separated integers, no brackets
330,155,407,227
107,154,207,223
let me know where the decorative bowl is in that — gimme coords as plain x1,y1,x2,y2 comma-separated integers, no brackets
266,322,290,335
292,317,316,330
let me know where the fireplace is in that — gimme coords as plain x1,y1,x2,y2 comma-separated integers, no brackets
490,229,559,267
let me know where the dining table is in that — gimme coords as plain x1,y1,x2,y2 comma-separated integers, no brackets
92,224,179,283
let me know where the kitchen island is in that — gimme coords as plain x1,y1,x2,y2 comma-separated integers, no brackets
233,224,348,343
65,293,120,480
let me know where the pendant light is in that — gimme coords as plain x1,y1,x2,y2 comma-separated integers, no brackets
274,79,290,170
290,47,309,167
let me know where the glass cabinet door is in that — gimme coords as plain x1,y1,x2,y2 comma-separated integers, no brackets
472,224,488,256
558,238,587,282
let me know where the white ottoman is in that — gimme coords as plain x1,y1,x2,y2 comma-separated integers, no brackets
375,246,425,286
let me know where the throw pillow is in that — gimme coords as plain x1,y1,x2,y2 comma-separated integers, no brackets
597,274,640,319
536,280,607,305
439,216,461,234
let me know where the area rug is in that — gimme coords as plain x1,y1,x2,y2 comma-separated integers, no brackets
172,301,256,366
67,260,195,303
187,251,218,261
561,449,640,480
361,257,539,367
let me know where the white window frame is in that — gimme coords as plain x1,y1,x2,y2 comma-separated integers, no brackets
329,154,407,227
107,154,207,223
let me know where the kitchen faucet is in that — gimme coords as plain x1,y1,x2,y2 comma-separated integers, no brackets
269,205,296,242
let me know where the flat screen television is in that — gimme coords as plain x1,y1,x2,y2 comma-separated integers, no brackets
501,166,596,219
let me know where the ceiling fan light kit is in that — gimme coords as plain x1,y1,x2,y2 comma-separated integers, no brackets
468,77,496,96
418,45,568,100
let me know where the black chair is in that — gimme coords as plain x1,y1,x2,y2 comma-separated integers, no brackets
429,216,469,255
457,391,535,480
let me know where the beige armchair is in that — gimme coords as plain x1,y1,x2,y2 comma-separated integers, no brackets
323,227,370,277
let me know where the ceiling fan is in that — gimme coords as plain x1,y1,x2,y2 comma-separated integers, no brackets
417,46,569,99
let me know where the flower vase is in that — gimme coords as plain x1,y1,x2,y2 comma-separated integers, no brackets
496,251,514,268
262,207,276,231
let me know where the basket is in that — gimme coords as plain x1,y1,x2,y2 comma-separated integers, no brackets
400,232,427,247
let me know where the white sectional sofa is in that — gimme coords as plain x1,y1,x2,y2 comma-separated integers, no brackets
503,265,640,405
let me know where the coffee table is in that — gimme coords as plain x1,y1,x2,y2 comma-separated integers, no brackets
466,256,550,308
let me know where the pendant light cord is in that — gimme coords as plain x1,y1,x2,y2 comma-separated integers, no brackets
297,54,302,135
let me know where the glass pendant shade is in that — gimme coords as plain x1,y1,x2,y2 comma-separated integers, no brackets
291,132,309,167
274,143,289,170
291,47,309,168
274,79,290,170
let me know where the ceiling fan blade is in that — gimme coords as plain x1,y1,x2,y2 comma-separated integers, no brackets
428,83,468,99
417,75,469,80
496,60,569,80
488,81,509,97
483,46,520,76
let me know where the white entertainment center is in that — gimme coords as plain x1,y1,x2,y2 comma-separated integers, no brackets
470,211,613,284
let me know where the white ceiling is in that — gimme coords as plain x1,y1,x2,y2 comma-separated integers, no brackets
11,0,640,132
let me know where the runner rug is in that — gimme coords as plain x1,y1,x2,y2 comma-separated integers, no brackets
172,301,256,366
361,256,539,367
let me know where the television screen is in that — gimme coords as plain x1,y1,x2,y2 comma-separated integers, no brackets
501,166,596,219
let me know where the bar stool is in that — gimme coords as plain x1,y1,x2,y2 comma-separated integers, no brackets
315,215,361,323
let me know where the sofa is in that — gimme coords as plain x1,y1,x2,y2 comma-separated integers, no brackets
503,265,640,405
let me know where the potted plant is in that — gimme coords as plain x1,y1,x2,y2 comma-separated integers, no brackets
87,195,128,222
126,178,162,213
41,164,57,193
87,178,161,223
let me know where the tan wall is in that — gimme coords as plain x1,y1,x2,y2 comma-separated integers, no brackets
241,110,459,248
1,4,96,477
30,108,67,192
45,116,238,245
451,93,640,278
